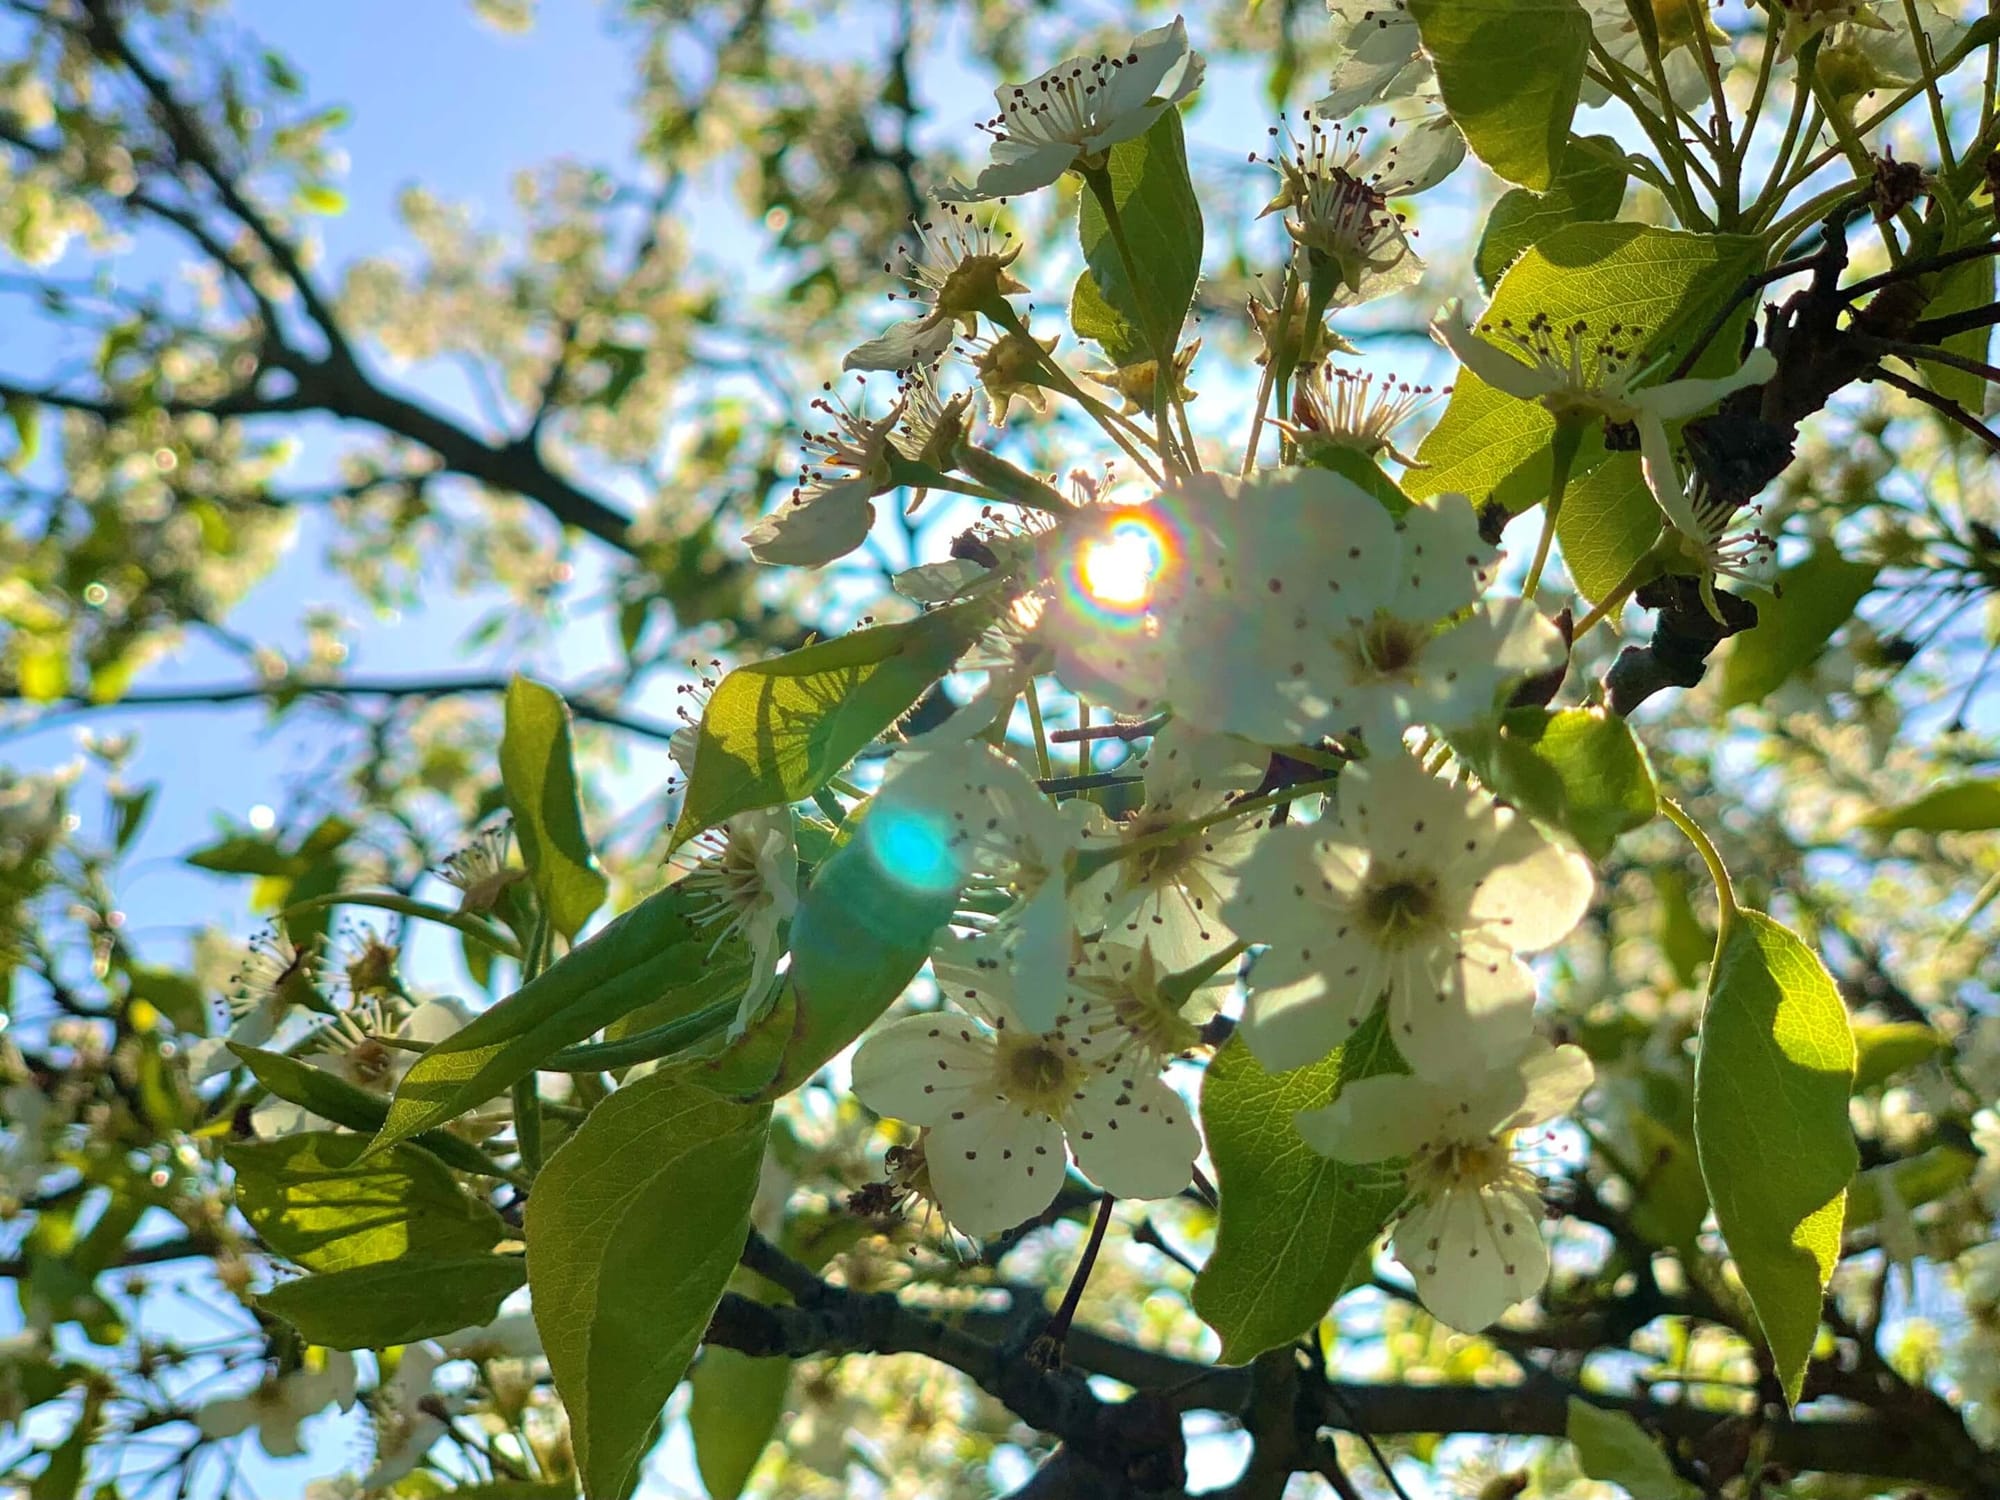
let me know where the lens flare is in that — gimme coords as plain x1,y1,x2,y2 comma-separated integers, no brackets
859,802,962,899
1066,508,1179,623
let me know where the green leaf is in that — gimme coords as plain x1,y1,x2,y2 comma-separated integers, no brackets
1655,869,1712,991
1556,453,1661,605
503,677,609,940
670,600,992,848
1191,1017,1405,1363
1448,706,1657,860
1566,1397,1699,1500
1846,1145,1977,1228
1070,108,1203,365
125,964,204,1034
370,883,740,1153
1412,226,1764,516
1302,446,1412,516
227,1132,504,1273
1408,0,1590,190
689,1348,790,1500
294,183,348,215
3,394,39,474
231,1044,502,1179
1851,1022,1948,1090
1693,910,1856,1404
1475,135,1628,290
1864,778,2000,833
527,1072,770,1500
28,1385,100,1500
1920,240,1995,413
697,803,955,1100
1720,546,1878,708
258,1256,525,1350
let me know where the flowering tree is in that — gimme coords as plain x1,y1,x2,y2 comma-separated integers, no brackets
4,0,2000,1497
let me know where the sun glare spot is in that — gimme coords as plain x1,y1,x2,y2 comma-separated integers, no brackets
1077,514,1169,613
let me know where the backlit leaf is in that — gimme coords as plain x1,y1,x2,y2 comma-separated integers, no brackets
503,677,609,939
1409,0,1590,190
1693,910,1856,1404
259,1256,525,1350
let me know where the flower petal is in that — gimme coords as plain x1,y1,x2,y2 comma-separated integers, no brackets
1395,1180,1550,1331
1389,941,1538,1082
1294,1072,1455,1163
1064,1069,1198,1200
1430,303,1556,401
1502,1040,1595,1131
927,1104,1067,1234
743,483,876,567
850,1013,994,1124
1630,348,1776,422
1466,813,1594,953
843,318,955,373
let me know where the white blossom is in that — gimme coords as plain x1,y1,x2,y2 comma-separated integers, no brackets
1071,723,1267,972
361,1345,451,1490
672,808,800,1034
850,939,1198,1235
1318,0,1427,117
1579,0,1716,105
1295,1039,1593,1330
1036,470,1560,748
1283,364,1442,468
252,997,472,1137
743,384,907,567
1637,435,1778,622
1224,751,1592,1079
435,821,522,916
845,204,1026,372
869,743,1091,1030
195,1351,359,1458
1431,301,1777,438
939,18,1205,203
1259,113,1428,308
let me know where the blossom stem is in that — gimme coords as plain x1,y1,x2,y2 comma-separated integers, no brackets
1039,1193,1116,1354
985,301,1164,486
1660,795,1738,951
1080,162,1192,479
1524,418,1584,599
511,1078,543,1175
277,891,521,960
544,996,739,1072
1024,679,1054,782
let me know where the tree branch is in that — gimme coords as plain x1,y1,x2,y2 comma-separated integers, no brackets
0,674,682,744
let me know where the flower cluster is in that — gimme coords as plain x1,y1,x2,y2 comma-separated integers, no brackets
717,11,1839,1336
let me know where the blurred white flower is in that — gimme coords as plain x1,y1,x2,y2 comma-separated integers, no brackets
196,1351,358,1458
1296,1039,1593,1330
361,1345,452,1490
1225,751,1592,1079
252,997,472,1137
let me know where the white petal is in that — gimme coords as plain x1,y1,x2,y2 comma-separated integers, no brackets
1502,1040,1595,1131
1064,1070,1198,1200
1295,1073,1456,1163
1239,954,1382,1074
843,318,955,373
1389,942,1537,1083
743,480,877,567
926,1105,1067,1234
850,1014,994,1124
1395,1182,1550,1331
1630,347,1776,422
939,142,1080,203
1004,883,1077,1033
195,1396,258,1441
1431,304,1557,401
1390,493,1492,622
1467,813,1594,952
1638,415,1702,537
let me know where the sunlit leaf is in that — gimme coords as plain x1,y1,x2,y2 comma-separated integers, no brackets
527,1073,769,1500
1693,910,1856,1404
1720,546,1878,708
1071,108,1203,366
503,676,609,939
1192,1016,1404,1364
1409,0,1590,190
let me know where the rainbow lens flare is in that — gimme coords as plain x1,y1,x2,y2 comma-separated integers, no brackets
1062,506,1181,625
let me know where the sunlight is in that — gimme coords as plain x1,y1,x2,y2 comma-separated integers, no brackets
1075,511,1171,614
